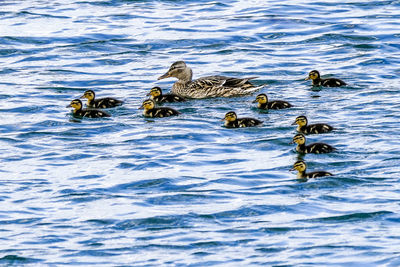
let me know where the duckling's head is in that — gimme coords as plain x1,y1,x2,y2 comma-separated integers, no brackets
67,99,83,111
158,61,193,82
292,133,306,145
305,70,320,81
139,99,155,110
292,115,308,126
290,160,307,172
224,111,237,122
253,93,268,104
80,90,95,101
148,86,162,98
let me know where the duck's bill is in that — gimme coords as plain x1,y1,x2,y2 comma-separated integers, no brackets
291,121,297,125
66,104,72,108
305,77,310,80
138,105,144,109
79,94,86,99
289,167,295,171
251,99,258,103
158,72,171,80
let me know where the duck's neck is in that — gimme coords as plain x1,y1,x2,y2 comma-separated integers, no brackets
296,143,306,153
297,125,307,132
312,78,322,86
177,67,193,83
225,120,238,128
73,107,83,114
153,95,162,102
171,67,193,96
258,102,268,109
297,170,306,179
143,108,152,116
87,99,94,106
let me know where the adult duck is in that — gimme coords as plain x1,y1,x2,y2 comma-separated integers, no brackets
158,61,262,99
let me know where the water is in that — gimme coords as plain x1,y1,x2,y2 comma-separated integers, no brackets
1,0,400,265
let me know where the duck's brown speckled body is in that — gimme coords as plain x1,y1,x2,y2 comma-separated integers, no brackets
139,99,180,118
293,115,334,134
158,61,262,99
306,70,346,87
80,90,123,108
223,111,262,128
67,99,111,118
291,160,333,179
292,133,336,154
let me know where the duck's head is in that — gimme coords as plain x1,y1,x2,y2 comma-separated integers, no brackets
80,90,95,101
252,93,268,104
305,70,320,81
292,115,308,126
292,133,306,145
223,111,237,122
158,61,193,82
66,99,83,111
139,99,155,110
147,86,162,98
290,160,307,172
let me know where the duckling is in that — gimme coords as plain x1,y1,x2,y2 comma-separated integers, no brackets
139,99,180,118
66,99,111,118
253,93,292,110
290,160,333,179
223,111,262,128
291,133,336,154
80,90,123,108
147,86,186,103
306,70,346,87
158,61,262,99
292,115,334,134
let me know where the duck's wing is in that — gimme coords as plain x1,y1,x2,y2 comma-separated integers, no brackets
219,76,258,88
322,78,347,87
187,76,261,98
93,97,123,108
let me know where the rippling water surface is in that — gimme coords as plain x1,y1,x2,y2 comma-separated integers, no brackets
1,0,400,265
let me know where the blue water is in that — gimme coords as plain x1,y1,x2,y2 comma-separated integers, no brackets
1,0,400,265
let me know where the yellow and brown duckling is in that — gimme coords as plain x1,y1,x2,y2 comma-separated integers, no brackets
80,90,123,109
253,93,292,110
290,160,333,179
147,86,186,103
139,99,180,118
306,70,346,87
158,61,262,99
67,99,111,118
291,133,336,154
223,111,263,128
292,115,334,134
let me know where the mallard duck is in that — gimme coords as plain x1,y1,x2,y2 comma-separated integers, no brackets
80,90,123,108
147,86,186,103
253,93,292,110
139,99,180,118
306,70,346,87
290,160,333,179
223,111,262,128
158,61,262,99
292,115,334,134
291,133,336,154
66,99,111,118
